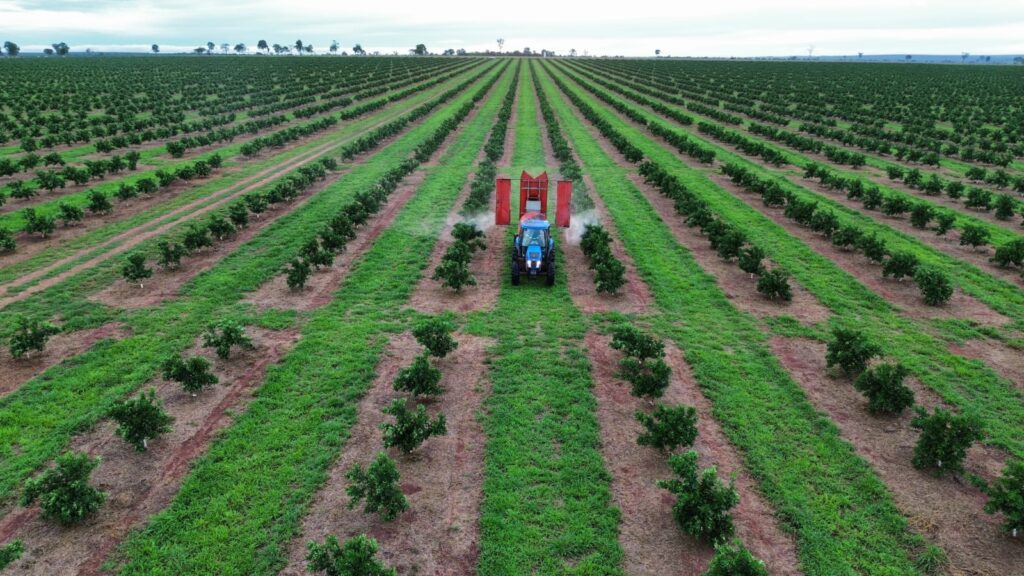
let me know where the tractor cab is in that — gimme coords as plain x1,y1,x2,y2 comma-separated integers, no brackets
495,171,570,287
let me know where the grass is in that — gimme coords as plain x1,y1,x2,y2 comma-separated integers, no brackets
0,63,497,507
536,61,928,576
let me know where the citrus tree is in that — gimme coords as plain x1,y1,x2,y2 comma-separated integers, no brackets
635,403,698,453
306,534,396,576
21,451,106,524
412,317,458,358
108,388,173,451
657,451,738,545
380,398,447,454
346,452,408,521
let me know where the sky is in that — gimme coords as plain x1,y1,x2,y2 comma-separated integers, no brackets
1,0,1023,57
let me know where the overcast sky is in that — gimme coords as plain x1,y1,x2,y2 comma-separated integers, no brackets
1,0,1022,56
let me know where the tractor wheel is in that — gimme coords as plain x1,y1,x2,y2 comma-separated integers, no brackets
511,260,521,286
545,259,555,287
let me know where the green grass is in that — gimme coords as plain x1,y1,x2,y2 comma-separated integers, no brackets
108,63,512,576
543,63,1024,459
468,66,622,575
537,61,928,576
0,63,496,508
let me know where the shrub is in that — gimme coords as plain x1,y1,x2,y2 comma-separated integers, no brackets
973,459,1024,537
703,541,769,576
610,324,664,361
380,398,447,454
202,321,254,359
756,268,792,302
306,534,396,576
934,213,956,236
958,223,990,249
58,202,84,226
451,222,486,252
635,403,698,453
286,258,312,290
0,227,14,252
412,317,458,358
21,451,106,524
122,253,152,287
853,363,915,414
156,241,187,269
0,540,24,571
393,353,443,396
162,354,218,394
108,388,173,451
914,266,953,306
346,452,408,521
657,451,738,545
910,407,983,476
8,316,60,359
882,251,919,281
826,327,881,375
737,245,765,275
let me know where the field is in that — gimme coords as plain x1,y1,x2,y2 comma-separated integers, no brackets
0,55,1022,575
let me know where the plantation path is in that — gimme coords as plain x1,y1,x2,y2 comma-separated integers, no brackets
0,328,299,576
497,85,519,169
0,323,129,399
704,169,1012,327
279,333,492,576
587,333,802,576
770,336,1022,576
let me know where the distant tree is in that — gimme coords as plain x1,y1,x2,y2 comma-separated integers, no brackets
412,43,427,56
442,48,455,56
294,39,304,54
207,41,215,54
151,44,159,54
329,40,339,54
122,253,152,287
352,43,365,55
306,534,396,576
257,39,269,53
233,43,246,54
346,452,408,521
655,49,661,56
911,407,983,476
51,42,70,56
658,451,738,545
220,42,229,54
43,48,54,56
162,354,218,394
412,317,458,358
21,452,105,525
3,41,20,57
304,44,313,54
9,316,60,359
570,48,577,57
194,47,207,55
108,388,173,451
825,327,881,375
380,398,447,454
496,38,504,53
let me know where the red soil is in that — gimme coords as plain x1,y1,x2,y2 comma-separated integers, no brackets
948,339,1024,394
0,327,299,576
0,323,129,399
279,332,493,576
770,336,1022,576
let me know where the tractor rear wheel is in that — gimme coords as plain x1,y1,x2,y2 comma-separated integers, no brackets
511,260,521,286
545,259,555,287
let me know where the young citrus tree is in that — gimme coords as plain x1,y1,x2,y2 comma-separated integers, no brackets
635,403,698,453
157,241,187,270
756,268,792,302
393,354,443,397
122,253,152,287
973,459,1024,537
202,320,255,360
853,363,915,414
0,540,24,571
703,541,769,576
286,258,311,290
380,398,447,454
913,266,953,306
8,316,60,359
825,327,881,375
657,451,738,545
412,317,458,358
306,534,396,576
911,407,983,476
108,388,173,451
21,451,106,524
346,452,408,521
162,354,218,394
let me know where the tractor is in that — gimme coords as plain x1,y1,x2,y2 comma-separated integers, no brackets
495,171,572,286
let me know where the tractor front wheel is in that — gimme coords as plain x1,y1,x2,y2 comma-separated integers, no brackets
511,260,521,286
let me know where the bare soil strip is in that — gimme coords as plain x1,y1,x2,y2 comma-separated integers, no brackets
948,339,1024,394
587,333,802,576
0,328,300,576
279,333,493,576
0,323,130,399
769,336,1022,576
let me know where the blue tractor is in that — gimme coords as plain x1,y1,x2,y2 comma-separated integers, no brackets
496,171,572,288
